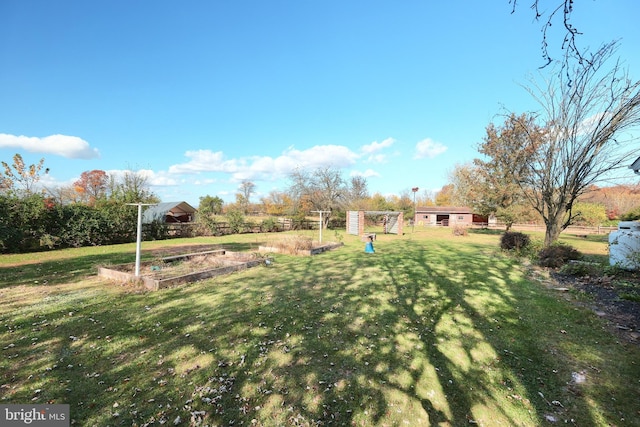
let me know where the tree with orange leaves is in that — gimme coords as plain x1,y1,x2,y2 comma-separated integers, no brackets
74,170,108,206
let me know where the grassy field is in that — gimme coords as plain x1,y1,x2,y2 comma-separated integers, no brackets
0,228,638,426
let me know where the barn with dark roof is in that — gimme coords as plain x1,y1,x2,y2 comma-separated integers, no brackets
142,201,196,224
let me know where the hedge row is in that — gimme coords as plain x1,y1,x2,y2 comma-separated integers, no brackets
0,195,151,253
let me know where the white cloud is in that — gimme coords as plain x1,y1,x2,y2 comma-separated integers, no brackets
350,169,381,178
147,173,178,186
360,137,395,163
0,133,100,159
413,138,447,159
107,168,178,187
283,145,359,168
193,178,217,185
39,173,70,189
361,137,395,155
368,154,387,163
168,150,239,174
168,145,359,181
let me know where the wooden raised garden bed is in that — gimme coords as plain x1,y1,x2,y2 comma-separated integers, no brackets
98,249,266,291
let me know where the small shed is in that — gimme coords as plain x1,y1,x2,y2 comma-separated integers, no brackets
143,201,196,224
414,206,487,227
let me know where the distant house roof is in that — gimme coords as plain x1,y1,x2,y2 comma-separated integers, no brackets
415,206,474,214
630,156,640,174
142,201,196,224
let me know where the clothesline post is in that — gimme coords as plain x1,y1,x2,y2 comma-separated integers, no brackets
126,203,156,277
311,210,331,243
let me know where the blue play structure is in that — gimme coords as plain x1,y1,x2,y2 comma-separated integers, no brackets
364,235,375,253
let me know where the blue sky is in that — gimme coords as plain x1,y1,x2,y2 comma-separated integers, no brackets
1,1,639,207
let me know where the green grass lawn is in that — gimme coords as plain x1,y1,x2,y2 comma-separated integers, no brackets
0,228,638,426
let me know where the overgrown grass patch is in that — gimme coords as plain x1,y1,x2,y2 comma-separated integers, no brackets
0,230,638,425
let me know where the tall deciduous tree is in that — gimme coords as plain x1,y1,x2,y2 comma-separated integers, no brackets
347,175,369,209
74,170,108,205
449,163,482,207
368,193,394,211
236,180,256,214
47,184,82,205
106,170,159,204
521,42,640,246
434,184,454,206
459,113,546,230
1,153,49,196
260,190,292,216
395,190,414,219
288,166,347,226
198,195,224,216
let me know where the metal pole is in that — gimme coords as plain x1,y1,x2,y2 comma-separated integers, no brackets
412,187,419,234
412,192,415,233
127,202,156,278
311,210,330,243
135,203,143,277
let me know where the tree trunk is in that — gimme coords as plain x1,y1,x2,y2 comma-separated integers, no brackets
544,217,564,247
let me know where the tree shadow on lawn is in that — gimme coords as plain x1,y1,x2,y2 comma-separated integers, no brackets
219,239,616,425
376,239,630,425
1,238,630,425
157,241,593,424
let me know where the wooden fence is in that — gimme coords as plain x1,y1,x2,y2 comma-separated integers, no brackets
143,219,347,239
489,223,617,235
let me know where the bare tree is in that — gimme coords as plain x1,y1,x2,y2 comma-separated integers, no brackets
237,180,256,214
46,184,82,205
520,42,640,246
347,175,369,209
107,170,159,204
288,166,347,225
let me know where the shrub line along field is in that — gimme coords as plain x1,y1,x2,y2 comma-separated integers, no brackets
0,228,638,426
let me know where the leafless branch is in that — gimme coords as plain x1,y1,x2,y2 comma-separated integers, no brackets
510,0,589,68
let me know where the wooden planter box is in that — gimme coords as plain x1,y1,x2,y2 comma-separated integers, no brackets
98,250,265,291
257,242,344,256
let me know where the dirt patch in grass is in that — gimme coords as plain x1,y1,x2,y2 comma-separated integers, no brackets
544,269,640,346
118,253,242,279
108,251,263,281
145,244,222,257
260,235,343,256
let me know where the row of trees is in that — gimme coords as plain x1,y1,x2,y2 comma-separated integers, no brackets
199,167,419,230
